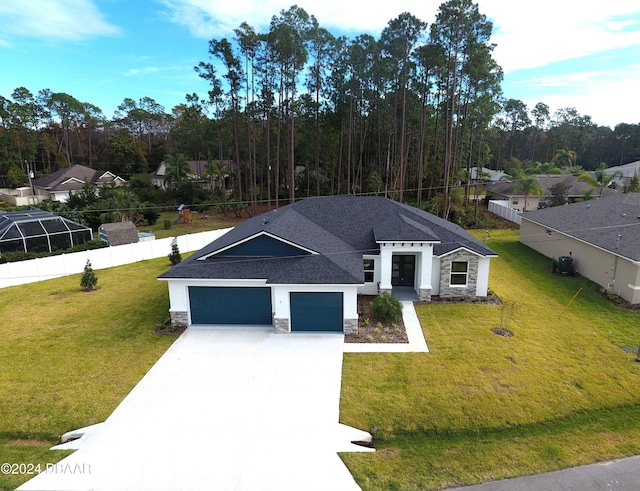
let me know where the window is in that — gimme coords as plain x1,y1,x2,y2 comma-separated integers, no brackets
450,261,468,286
363,258,375,283
512,197,519,205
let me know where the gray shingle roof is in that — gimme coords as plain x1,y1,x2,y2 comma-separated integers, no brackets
99,221,139,246
521,193,640,261
486,174,618,199
159,196,496,283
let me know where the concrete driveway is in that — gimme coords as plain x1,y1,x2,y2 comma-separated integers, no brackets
20,328,372,491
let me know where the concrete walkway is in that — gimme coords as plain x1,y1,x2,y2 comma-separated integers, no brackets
444,455,640,491
20,329,372,491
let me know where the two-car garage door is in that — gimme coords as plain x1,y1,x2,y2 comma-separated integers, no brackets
189,287,272,325
188,287,343,332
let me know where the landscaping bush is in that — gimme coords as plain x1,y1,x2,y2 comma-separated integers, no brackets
371,294,403,324
168,237,182,265
80,259,98,291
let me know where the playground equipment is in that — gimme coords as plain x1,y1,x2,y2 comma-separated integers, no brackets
173,204,195,225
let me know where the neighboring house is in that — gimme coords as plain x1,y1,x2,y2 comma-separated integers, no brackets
151,160,231,190
520,193,640,304
601,160,640,187
0,208,93,254
158,196,497,334
469,167,510,184
98,221,139,246
486,174,617,212
31,164,126,202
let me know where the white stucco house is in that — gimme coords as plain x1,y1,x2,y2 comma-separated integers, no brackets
158,196,497,334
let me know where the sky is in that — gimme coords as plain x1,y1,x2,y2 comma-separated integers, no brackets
1,0,639,129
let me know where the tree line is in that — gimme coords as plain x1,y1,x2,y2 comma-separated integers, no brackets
1,0,639,220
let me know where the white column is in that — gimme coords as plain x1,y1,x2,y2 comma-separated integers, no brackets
379,245,393,292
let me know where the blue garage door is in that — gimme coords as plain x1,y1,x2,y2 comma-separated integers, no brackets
189,287,272,325
290,292,343,332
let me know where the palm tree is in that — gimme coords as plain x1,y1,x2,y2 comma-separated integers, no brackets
514,176,544,212
554,149,577,170
164,154,191,188
578,162,623,198
580,187,595,201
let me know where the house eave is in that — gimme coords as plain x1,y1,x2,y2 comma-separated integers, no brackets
521,216,640,264
437,246,496,258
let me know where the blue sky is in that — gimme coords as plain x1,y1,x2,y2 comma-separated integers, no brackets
2,0,639,128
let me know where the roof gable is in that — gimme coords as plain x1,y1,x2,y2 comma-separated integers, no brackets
205,232,313,258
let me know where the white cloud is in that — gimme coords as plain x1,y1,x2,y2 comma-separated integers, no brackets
158,0,640,74
0,0,120,42
516,64,640,127
123,67,162,77
157,0,443,38
481,1,640,72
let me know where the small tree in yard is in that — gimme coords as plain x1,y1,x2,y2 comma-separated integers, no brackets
499,299,521,330
168,237,182,265
80,259,98,291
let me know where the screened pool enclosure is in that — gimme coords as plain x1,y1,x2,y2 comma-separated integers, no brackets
0,209,93,254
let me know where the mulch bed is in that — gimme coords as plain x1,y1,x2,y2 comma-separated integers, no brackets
596,287,640,310
491,327,513,337
345,296,408,344
154,323,187,336
427,291,501,305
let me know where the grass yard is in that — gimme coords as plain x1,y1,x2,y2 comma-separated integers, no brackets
142,209,244,239
0,257,178,490
2,227,639,490
340,229,640,490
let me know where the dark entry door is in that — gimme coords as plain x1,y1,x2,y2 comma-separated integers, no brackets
392,255,415,287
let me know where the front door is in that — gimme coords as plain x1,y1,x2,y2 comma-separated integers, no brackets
392,255,415,287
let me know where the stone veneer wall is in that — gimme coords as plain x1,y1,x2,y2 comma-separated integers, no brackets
274,317,290,333
344,318,358,335
419,288,432,302
170,311,188,326
439,251,478,298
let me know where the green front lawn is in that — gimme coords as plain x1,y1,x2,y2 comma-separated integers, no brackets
0,258,177,490
340,229,640,490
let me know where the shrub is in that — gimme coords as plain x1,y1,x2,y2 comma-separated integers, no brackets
80,259,98,291
168,237,182,265
371,294,403,324
163,219,172,230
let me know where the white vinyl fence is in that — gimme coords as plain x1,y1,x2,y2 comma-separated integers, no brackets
488,200,521,225
0,228,232,289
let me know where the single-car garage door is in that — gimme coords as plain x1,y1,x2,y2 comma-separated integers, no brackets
290,292,343,332
189,286,272,325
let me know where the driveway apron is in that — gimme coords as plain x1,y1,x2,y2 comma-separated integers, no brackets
20,328,372,491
